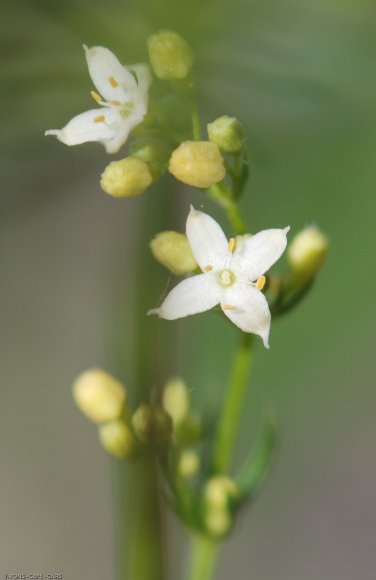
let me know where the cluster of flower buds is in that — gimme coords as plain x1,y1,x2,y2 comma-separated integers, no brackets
46,30,250,203
72,369,137,459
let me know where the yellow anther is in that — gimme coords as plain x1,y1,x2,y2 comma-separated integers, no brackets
109,76,119,88
90,90,102,103
228,238,235,253
110,100,121,106
222,304,237,310
203,265,213,272
255,275,266,291
94,115,105,123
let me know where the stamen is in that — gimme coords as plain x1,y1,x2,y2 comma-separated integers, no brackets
94,115,105,123
110,100,121,106
255,275,266,291
203,265,213,272
108,76,119,88
222,304,237,310
90,90,102,103
228,237,235,253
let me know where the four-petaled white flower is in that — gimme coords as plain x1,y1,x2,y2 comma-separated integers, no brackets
149,207,289,348
45,45,151,154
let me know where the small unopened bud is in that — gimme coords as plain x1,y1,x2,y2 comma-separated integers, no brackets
147,30,194,80
131,137,172,180
205,476,239,509
100,157,153,198
72,369,126,423
169,141,225,188
132,404,172,444
99,419,137,459
207,116,244,153
163,376,190,424
151,232,197,276
204,476,239,536
179,449,200,478
288,226,328,280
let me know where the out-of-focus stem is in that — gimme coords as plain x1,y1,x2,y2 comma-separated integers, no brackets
187,535,219,580
212,333,253,474
207,183,246,235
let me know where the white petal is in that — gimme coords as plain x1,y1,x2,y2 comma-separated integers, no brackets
231,227,290,281
45,108,121,146
149,273,220,320
101,111,145,153
129,63,152,106
186,207,229,271
84,45,136,102
221,284,271,348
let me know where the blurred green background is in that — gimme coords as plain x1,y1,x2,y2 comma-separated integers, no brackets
1,0,375,578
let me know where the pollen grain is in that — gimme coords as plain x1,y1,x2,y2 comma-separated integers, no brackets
94,115,105,123
222,304,237,310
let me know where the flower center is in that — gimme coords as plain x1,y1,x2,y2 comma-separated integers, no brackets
120,103,134,118
218,269,235,287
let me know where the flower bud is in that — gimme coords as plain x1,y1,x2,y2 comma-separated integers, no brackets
207,116,244,153
98,419,137,459
205,476,239,509
162,377,190,424
151,232,197,276
147,30,194,80
204,476,239,536
132,404,172,444
130,137,173,180
178,449,200,478
288,226,328,280
169,141,225,188
100,156,153,198
72,369,126,424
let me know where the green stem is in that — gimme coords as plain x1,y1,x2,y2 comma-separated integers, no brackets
212,333,254,474
207,183,246,235
187,535,219,580
190,87,202,140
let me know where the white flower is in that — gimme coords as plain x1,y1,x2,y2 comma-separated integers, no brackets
45,45,151,154
149,207,289,348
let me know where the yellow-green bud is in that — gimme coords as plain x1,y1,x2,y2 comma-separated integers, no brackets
100,156,153,198
205,508,232,537
207,116,244,153
72,369,126,424
98,419,137,459
163,377,190,424
178,449,200,478
132,404,172,444
204,476,239,536
288,226,328,280
130,137,173,180
205,476,239,509
147,30,194,80
151,232,197,276
169,141,226,188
